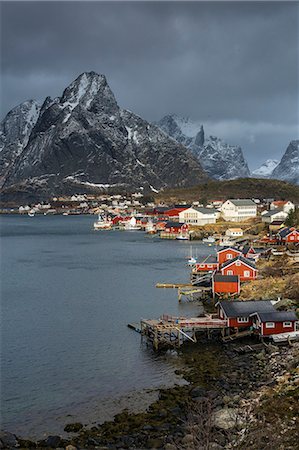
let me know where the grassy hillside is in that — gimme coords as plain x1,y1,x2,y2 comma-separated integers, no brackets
155,178,299,203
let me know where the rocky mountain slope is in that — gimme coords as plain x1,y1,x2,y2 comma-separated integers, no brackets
0,100,40,188
271,140,299,185
0,73,207,201
251,159,279,178
158,114,250,180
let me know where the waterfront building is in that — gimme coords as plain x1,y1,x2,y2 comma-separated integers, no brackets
178,207,217,225
221,199,257,222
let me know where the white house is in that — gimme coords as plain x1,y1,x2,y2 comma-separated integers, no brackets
225,228,244,238
221,199,257,222
261,209,288,224
270,201,295,214
179,207,217,225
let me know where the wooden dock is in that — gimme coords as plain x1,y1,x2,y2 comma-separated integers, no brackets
156,283,193,289
178,286,211,302
140,314,227,350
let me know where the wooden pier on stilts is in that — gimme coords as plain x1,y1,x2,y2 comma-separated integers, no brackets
140,314,227,350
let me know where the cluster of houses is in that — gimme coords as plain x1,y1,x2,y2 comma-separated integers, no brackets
216,300,298,338
193,245,262,297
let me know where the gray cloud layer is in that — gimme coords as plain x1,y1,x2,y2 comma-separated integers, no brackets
1,1,298,169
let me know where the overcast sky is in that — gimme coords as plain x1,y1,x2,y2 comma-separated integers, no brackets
1,1,298,169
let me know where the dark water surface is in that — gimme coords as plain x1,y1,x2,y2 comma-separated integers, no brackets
0,215,211,438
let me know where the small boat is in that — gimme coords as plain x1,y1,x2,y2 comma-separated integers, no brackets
187,256,197,266
218,237,233,247
202,236,215,244
145,220,156,234
93,214,112,230
124,217,141,231
28,211,35,217
176,233,189,241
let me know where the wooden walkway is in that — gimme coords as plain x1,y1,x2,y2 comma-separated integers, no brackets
140,314,227,349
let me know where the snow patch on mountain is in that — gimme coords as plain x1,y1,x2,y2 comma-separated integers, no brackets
252,159,279,177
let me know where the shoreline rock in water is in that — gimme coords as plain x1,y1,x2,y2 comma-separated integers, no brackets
2,340,298,449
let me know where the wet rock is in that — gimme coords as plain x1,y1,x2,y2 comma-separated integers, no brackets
164,444,176,450
64,423,83,433
45,435,62,448
190,386,206,398
213,408,240,430
181,434,194,445
146,437,163,448
0,432,18,448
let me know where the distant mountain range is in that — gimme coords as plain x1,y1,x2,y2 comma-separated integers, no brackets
158,115,250,180
0,72,298,202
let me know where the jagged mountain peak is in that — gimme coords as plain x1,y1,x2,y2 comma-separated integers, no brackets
271,140,299,185
0,99,41,187
0,73,207,201
158,115,249,180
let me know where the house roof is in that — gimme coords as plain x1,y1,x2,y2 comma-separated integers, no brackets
242,245,255,255
219,300,275,318
214,274,239,283
278,227,298,238
229,199,256,207
217,246,242,254
270,221,285,226
194,207,218,215
165,221,185,228
221,255,256,270
272,200,290,206
262,209,286,217
199,255,218,264
254,311,298,322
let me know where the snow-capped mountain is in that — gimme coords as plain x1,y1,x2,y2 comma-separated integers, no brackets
271,140,299,185
251,159,279,178
158,115,250,180
0,72,207,201
0,100,40,187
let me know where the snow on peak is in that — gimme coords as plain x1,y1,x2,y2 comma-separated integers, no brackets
252,159,279,177
162,114,203,138
60,72,106,111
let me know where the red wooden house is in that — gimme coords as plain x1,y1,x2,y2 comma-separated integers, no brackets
164,222,189,234
217,247,242,265
250,311,298,336
216,300,276,329
220,256,257,281
277,227,299,243
212,274,240,296
194,255,219,273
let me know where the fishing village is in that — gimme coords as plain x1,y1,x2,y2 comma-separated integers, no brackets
3,192,298,450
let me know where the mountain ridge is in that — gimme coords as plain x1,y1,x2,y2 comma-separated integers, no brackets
158,114,250,180
0,72,207,201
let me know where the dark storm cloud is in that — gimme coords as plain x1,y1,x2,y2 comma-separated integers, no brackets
1,1,298,168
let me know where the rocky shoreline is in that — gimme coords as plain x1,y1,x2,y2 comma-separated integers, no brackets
1,338,298,450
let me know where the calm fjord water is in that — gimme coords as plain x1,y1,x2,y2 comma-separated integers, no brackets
1,215,210,438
